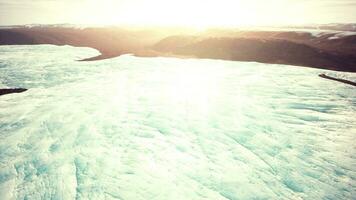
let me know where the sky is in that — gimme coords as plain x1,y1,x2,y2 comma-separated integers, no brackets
0,0,356,27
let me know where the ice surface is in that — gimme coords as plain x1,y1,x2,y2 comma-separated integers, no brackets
327,31,356,40
299,30,356,39
0,45,355,200
235,27,356,39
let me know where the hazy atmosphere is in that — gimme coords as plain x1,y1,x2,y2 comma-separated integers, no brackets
0,0,355,200
1,0,356,26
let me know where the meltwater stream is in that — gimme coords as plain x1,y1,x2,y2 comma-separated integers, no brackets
0,45,355,200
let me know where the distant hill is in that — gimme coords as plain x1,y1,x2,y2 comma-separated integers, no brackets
153,36,356,72
0,25,355,72
284,23,356,32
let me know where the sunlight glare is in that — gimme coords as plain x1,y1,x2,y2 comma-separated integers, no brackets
69,0,308,27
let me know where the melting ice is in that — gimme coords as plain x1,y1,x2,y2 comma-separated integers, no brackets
0,45,355,200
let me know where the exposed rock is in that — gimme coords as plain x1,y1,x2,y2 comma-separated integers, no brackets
319,74,356,87
0,88,28,96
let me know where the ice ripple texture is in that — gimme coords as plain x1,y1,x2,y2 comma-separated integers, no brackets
0,45,355,200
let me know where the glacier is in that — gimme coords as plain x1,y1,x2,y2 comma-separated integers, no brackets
0,45,355,200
